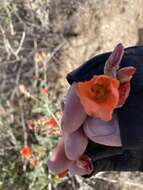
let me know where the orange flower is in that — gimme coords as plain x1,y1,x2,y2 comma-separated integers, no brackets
47,118,61,136
20,146,32,159
76,75,120,121
30,157,39,167
47,118,57,127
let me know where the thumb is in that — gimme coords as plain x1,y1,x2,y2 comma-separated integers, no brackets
83,113,122,147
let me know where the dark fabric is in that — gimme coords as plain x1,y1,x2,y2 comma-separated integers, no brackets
66,46,143,173
83,141,143,176
84,148,143,177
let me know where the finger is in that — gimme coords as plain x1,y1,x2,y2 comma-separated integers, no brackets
61,83,87,134
83,113,122,147
64,127,88,160
48,138,72,174
69,154,93,176
69,162,90,176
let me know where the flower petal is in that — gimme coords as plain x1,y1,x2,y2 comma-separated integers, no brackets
117,82,130,107
69,155,93,176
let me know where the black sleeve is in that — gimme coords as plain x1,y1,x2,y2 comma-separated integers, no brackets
66,46,143,149
85,148,143,176
84,141,143,176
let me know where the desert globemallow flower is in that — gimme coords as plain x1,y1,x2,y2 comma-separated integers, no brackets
76,75,120,121
20,146,32,160
30,157,39,167
75,43,136,121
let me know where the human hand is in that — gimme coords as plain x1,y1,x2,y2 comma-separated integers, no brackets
48,83,122,176
48,44,125,176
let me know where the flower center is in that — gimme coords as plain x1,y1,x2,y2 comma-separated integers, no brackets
90,84,109,102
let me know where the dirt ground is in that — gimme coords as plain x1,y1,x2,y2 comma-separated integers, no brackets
0,0,143,189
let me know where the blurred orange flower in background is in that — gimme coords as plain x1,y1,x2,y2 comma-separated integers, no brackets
20,146,32,159
47,117,61,136
47,118,57,127
30,157,39,167
76,75,119,121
